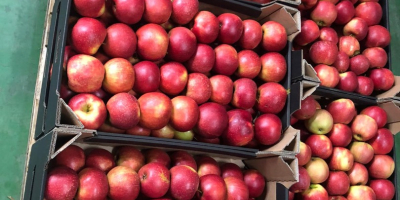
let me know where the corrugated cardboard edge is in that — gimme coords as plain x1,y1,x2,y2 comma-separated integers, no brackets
301,80,319,100
376,76,400,100
303,59,319,82
56,98,84,129
256,126,300,157
378,100,400,135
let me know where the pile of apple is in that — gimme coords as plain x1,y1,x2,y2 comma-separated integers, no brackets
60,0,290,148
45,145,266,200
289,96,395,200
294,0,394,96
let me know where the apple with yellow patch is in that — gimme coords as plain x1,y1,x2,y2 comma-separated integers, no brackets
68,93,107,130
138,162,170,198
329,147,354,171
107,166,140,200
103,58,135,94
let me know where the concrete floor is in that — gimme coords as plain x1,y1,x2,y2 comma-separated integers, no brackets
0,0,399,199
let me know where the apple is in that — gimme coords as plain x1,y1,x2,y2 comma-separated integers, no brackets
159,62,188,95
364,25,391,48
91,87,110,102
356,76,374,96
132,61,160,94
60,80,76,103
355,2,382,26
170,150,197,170
217,13,243,44
369,128,394,155
54,145,85,172
196,102,229,139
335,0,355,25
139,163,170,198
338,71,358,92
225,177,249,200
362,47,387,69
231,78,257,110
324,171,350,196
191,11,219,44
296,142,312,166
328,124,353,147
261,21,287,52
85,148,115,173
45,166,78,200
305,157,330,184
333,51,350,73
99,118,126,134
213,44,239,76
209,75,234,105
223,109,254,146
295,19,320,46
257,82,287,114
302,184,329,200
67,55,105,93
254,113,281,146
71,18,106,55
339,36,360,57
76,168,108,200
107,166,140,200
291,116,299,125
185,73,212,105
174,130,195,141
186,44,215,74
103,23,137,59
306,135,333,159
327,99,357,125
197,174,227,200
343,18,368,41
311,1,337,27
315,64,340,88
301,0,318,9
244,170,265,198
349,55,370,75
259,52,287,83
107,93,140,130
138,92,172,130
369,179,395,200
239,19,262,49
143,0,172,24
304,109,334,135
126,125,151,136
221,163,243,180
170,165,200,200
169,96,199,132
115,146,145,172
310,41,338,65
136,24,168,61
151,124,175,139
197,155,221,177
171,0,198,25
168,27,197,62
63,46,77,70
347,186,376,200
236,50,261,79
319,27,339,44
347,162,369,185
112,0,144,24
329,147,354,171
328,196,347,200
368,155,395,179
68,93,107,130
290,167,311,193
352,114,378,141
349,141,374,164
73,0,105,17
144,148,171,168
369,68,395,91
103,58,135,94
294,96,317,120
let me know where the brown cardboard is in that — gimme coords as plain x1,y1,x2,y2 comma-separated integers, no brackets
302,59,319,82
257,126,300,157
237,0,301,7
378,101,400,134
56,98,84,129
376,76,400,100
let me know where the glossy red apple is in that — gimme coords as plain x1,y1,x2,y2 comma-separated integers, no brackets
186,44,215,74
356,76,374,96
85,148,115,173
225,177,249,200
185,73,212,105
369,68,395,91
133,61,160,94
159,62,188,95
369,179,395,200
333,51,350,73
294,19,320,46
254,113,282,146
107,93,140,130
355,2,382,26
352,114,378,141
311,1,338,27
73,0,105,17
347,162,369,186
136,24,168,61
103,58,135,94
310,41,338,65
328,124,353,147
76,168,108,200
218,13,243,44
103,23,137,58
197,174,227,200
67,55,105,93
368,155,395,179
256,82,287,114
364,25,391,48
315,64,340,88
361,106,388,128
197,156,221,177
306,135,333,159
170,165,200,200
71,18,106,55
290,167,311,193
349,141,374,164
191,11,219,44
327,99,357,125
221,163,243,180
259,52,287,83
349,55,370,75
339,36,360,57
329,147,354,171
236,50,261,79
170,96,199,132
126,125,151,136
54,145,85,172
115,147,145,173
337,71,358,92
107,166,140,200
343,17,368,41
68,93,107,130
261,21,287,52
171,0,198,25
335,0,355,25
45,166,78,200
139,162,170,198
294,96,317,120
209,75,234,105
143,0,172,24
319,27,339,44
223,109,254,146
244,170,265,198
369,128,394,155
232,78,257,109
239,19,262,50
213,44,239,76
363,47,387,69
296,142,312,166
324,171,350,196
170,150,197,171
112,0,144,24
138,92,172,130
168,27,197,62
196,102,229,139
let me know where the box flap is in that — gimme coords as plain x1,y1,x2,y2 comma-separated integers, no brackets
301,80,320,100
256,126,300,157
378,101,400,134
50,128,95,159
56,98,84,129
376,76,400,100
303,60,319,82
244,156,298,183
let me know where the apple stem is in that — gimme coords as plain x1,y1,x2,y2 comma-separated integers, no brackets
353,50,360,56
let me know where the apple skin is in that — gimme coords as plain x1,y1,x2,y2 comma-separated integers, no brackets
151,124,175,139
231,78,257,110
196,155,221,178
223,109,254,146
171,0,198,25
168,27,197,62
352,114,378,141
170,96,199,132
335,0,355,25
349,55,370,75
213,44,239,76
306,135,333,159
170,165,200,200
138,92,172,130
295,19,320,46
324,171,350,196
356,76,374,96
103,23,137,59
107,166,140,200
254,113,282,146
112,0,144,24
103,58,135,94
236,50,261,79
296,142,312,166
256,82,287,114
291,116,299,125
196,102,229,139
369,179,395,200
328,196,347,200
191,11,219,44
338,71,358,92
259,52,287,83
139,163,170,198
126,125,151,136
305,157,330,184
67,55,105,93
328,124,353,147
115,146,145,172
60,80,76,103
197,174,227,200
170,150,197,171
99,118,126,134
63,46,77,70
347,162,369,186
76,168,109,200
136,24,168,61
159,62,188,95
355,2,382,26
369,128,394,155
327,99,357,125
73,0,105,18
71,18,106,55
362,47,387,69
333,51,350,73
209,75,234,105
224,177,249,200
221,163,243,180
217,13,243,44
319,27,339,44
349,141,374,164
85,148,115,173
304,109,334,135
302,184,329,200
185,73,212,105
144,148,170,168
310,41,338,65
132,61,160,94
294,96,317,120
68,93,107,130
311,1,338,27
347,186,376,200
244,170,266,198
186,44,215,74
339,36,360,57
369,68,395,91
368,155,395,179
107,93,140,130
45,166,79,200
174,130,195,141
364,25,391,48
143,0,172,24
329,147,354,171
54,145,85,172
261,21,287,52
290,167,311,193
343,17,368,41
239,19,262,50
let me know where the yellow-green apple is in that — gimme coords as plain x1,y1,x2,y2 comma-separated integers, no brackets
347,185,376,200
328,124,353,147
349,141,374,164
196,155,221,177
290,167,311,193
256,82,287,114
236,50,261,79
306,135,333,159
261,21,287,52
225,177,249,200
138,92,172,130
259,52,287,83
213,44,239,76
54,145,85,172
139,162,170,198
143,0,171,24
107,166,140,199
186,44,215,73
107,93,140,130
133,61,160,94
319,27,339,44
144,148,171,168
294,96,317,120
137,24,168,61
362,47,387,68
197,174,227,200
254,113,281,145
355,2,382,26
103,23,137,59
68,93,107,130
333,51,350,73
217,13,243,44
71,18,106,55
295,19,320,46
304,109,334,135
343,18,368,41
159,62,188,95
311,1,337,26
369,128,394,155
315,64,340,88
99,118,125,134
327,99,357,125
221,163,243,180
112,0,144,24
339,36,360,57
334,0,355,25
126,125,151,136
45,166,78,200
351,114,378,141
361,106,388,129
338,71,358,92
244,170,265,198
231,78,257,109
356,76,374,96
364,25,391,48
76,168,108,200
305,157,330,184
170,96,199,132
196,102,229,139
73,0,105,17
170,165,200,200
324,171,350,196
209,75,233,105
222,109,254,146
239,19,262,49
151,124,175,139
329,147,354,171
347,162,369,185
171,0,198,25
85,148,115,173
103,58,135,94
185,73,212,104
296,142,312,166
168,27,197,62
369,179,395,200
368,155,395,179
191,11,219,44
170,150,197,170
174,130,194,141
349,55,370,75
369,68,395,91
115,146,145,172
302,184,329,200
67,55,105,93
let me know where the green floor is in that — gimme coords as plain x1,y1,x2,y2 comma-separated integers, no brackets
0,0,399,199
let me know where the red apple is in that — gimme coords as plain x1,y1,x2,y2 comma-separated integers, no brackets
143,0,172,24
63,46,77,70
223,109,254,146
171,0,198,25
137,24,168,61
261,21,287,52
236,50,261,79
315,64,340,88
305,157,330,184
138,92,172,130
170,150,197,170
333,51,350,73
99,118,126,134
139,163,170,198
355,2,382,26
197,174,227,200
256,82,287,114
369,68,395,91
73,0,105,17
319,27,339,44
328,124,353,147
349,141,374,164
54,145,85,172
185,73,212,104
352,114,378,141
368,155,395,179
306,134,333,160
71,18,106,55
132,61,160,94
304,109,334,135
213,44,239,76
295,19,320,46
85,148,115,173
103,23,137,58
170,96,199,132
325,171,350,196
297,142,312,166
196,102,229,139
335,0,355,25
350,55,370,76
290,167,311,193
254,113,281,146
329,196,347,200
310,41,338,65
338,71,358,92
186,44,215,74
209,75,234,105
369,179,395,200
311,1,337,27
107,93,140,130
244,170,265,198
301,0,318,9
327,98,357,125
159,62,188,95
347,186,376,200
191,11,219,44
68,93,107,130
259,52,287,83
239,19,262,49
225,177,249,200
218,13,243,44
291,116,299,125
45,166,78,200
329,147,354,171
60,80,76,103
364,25,391,48
126,125,151,136
356,76,374,96
221,163,243,180
170,165,200,200
107,166,140,200
231,78,257,109
103,58,135,94
294,96,317,120
91,87,110,101
67,55,105,93
339,36,360,57
362,47,387,69
76,168,108,200
369,128,394,155
302,184,329,200
168,27,197,62
144,148,171,168
112,0,144,24
115,146,145,172
197,155,221,177
343,17,368,41
347,162,369,185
